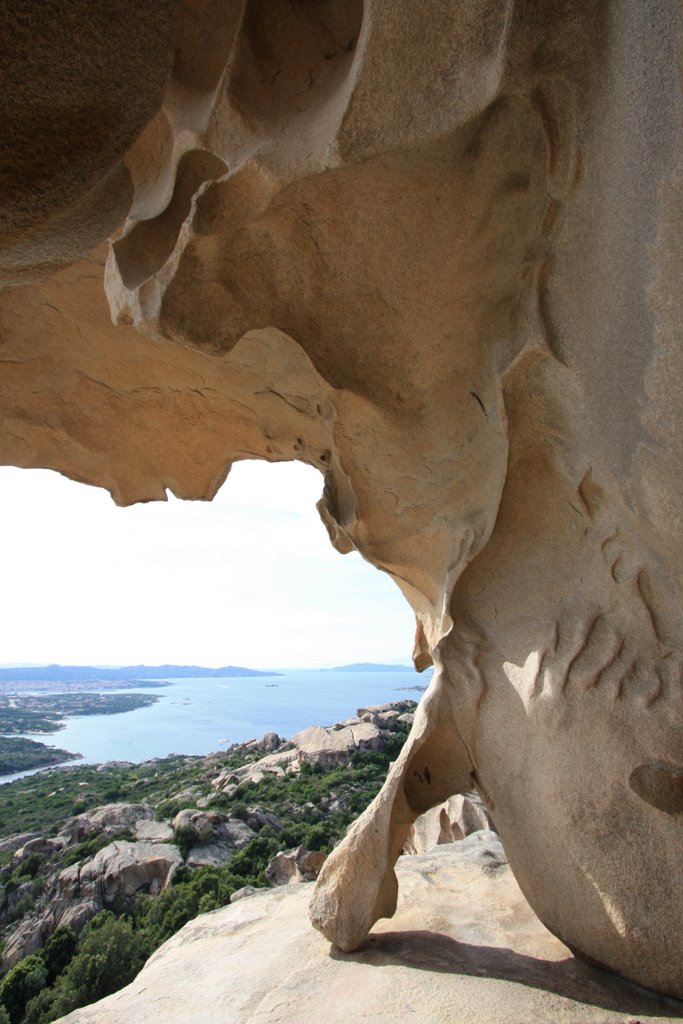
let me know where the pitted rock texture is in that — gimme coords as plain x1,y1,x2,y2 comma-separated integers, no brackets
51,837,681,1024
1,0,682,1000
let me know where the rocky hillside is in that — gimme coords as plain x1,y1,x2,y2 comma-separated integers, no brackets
0,702,416,1023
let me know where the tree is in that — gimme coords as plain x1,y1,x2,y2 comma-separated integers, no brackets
0,953,48,1024
46,913,144,1020
42,927,77,985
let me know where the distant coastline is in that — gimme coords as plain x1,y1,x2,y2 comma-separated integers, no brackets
0,663,281,687
325,662,415,673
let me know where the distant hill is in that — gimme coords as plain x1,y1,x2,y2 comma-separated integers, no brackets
0,664,280,683
326,662,414,673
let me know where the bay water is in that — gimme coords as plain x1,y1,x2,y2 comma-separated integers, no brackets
7,669,428,780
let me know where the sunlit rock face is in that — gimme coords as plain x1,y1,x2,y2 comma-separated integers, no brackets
1,0,682,1000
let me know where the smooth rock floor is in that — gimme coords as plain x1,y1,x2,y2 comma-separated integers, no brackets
57,833,682,1024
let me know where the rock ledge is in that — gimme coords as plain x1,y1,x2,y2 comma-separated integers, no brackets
54,834,680,1024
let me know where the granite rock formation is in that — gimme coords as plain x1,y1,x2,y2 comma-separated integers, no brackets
52,836,681,1024
1,0,682,1000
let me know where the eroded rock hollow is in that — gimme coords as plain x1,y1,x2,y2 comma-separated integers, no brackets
1,0,681,1000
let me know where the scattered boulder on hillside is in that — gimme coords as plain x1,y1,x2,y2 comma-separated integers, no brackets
265,846,327,886
134,819,174,843
172,809,255,867
244,732,283,753
291,721,382,768
211,702,417,787
1,913,50,969
230,885,258,903
57,803,156,845
78,841,182,904
53,899,100,936
240,806,283,832
10,835,64,868
0,832,42,857
211,748,298,791
356,700,418,719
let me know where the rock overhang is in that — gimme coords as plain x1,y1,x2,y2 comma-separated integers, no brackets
0,0,682,1000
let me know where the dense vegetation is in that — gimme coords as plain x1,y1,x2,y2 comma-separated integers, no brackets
0,694,159,738
0,741,79,778
0,722,410,1024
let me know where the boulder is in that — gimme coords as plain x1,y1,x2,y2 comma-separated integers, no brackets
51,837,678,1024
291,722,383,768
133,820,174,843
185,845,236,869
10,835,63,867
52,899,100,936
171,811,253,848
57,863,81,900
230,886,258,903
79,842,182,905
0,833,41,856
241,806,283,832
244,733,283,753
1,914,50,971
58,804,155,845
265,847,327,887
404,794,496,856
212,748,298,790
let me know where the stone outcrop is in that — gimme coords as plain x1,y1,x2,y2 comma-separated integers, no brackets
2,0,682,1001
264,847,327,887
57,804,155,845
2,832,182,970
291,722,383,768
1,915,50,971
404,793,495,856
212,748,298,790
51,836,680,1024
77,841,182,904
26,840,184,950
212,704,414,789
0,833,42,857
133,819,174,843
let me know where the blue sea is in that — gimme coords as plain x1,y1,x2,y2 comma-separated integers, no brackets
2,669,429,783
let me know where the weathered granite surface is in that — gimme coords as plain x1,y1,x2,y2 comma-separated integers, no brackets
1,0,681,999
53,836,682,1024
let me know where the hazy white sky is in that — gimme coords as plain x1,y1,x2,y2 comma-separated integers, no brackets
0,461,415,670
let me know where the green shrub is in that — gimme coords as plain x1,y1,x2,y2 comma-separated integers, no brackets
45,913,144,1021
22,988,57,1024
302,822,332,852
174,825,202,860
14,855,44,882
42,927,77,985
136,885,199,951
155,799,182,820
